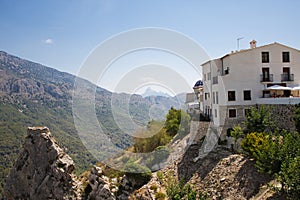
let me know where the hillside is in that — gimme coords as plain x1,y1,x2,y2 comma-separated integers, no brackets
131,137,277,200
0,51,184,197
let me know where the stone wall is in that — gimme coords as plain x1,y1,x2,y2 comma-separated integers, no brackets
218,104,297,140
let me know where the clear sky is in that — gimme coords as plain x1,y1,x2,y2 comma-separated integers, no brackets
1,0,300,94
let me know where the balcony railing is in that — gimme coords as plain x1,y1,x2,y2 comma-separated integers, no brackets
257,97,300,105
260,74,273,82
281,74,294,81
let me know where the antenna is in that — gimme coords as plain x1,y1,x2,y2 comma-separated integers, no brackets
237,37,244,51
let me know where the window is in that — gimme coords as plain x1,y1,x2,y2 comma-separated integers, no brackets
282,67,293,81
213,76,218,84
214,109,217,118
224,67,230,75
207,72,211,80
228,91,236,101
244,109,251,117
204,74,206,81
216,92,219,104
212,92,215,104
261,67,272,82
205,93,209,100
243,90,251,101
262,52,269,63
229,109,237,118
224,67,229,74
282,52,290,62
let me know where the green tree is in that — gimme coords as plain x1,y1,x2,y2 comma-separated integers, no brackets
277,132,300,197
165,107,181,136
279,156,300,198
241,131,300,197
165,107,190,137
231,125,244,150
244,105,275,133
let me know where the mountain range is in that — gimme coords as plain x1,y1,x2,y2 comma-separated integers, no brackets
0,50,186,197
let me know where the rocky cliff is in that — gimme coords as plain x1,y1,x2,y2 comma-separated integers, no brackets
4,127,82,200
4,127,136,200
5,126,278,200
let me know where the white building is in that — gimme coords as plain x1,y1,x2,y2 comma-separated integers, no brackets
201,40,300,139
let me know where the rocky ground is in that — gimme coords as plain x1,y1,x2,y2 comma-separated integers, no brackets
131,138,285,200
5,126,286,200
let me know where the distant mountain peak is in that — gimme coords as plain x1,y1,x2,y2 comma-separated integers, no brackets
141,87,172,98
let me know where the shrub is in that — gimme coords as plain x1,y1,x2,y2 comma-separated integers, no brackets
241,132,281,174
123,160,152,186
244,105,275,133
231,125,244,148
150,184,158,191
241,132,268,157
155,192,166,200
165,171,207,200
278,156,300,198
242,131,300,197
156,171,164,183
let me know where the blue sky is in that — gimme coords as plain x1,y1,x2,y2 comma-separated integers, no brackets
1,0,300,94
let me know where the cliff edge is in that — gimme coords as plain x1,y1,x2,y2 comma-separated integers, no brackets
4,127,82,200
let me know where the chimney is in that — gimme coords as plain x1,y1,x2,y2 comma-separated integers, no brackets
250,40,257,49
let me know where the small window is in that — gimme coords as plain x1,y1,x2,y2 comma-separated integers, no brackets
207,72,211,80
282,52,290,62
214,109,218,118
204,74,207,81
244,109,251,117
216,92,219,104
229,109,237,118
213,76,218,84
262,52,269,63
205,93,209,100
244,90,251,101
228,91,236,101
212,92,215,104
224,67,229,75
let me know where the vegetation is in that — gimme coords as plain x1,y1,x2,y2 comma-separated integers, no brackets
165,171,208,200
155,192,166,200
293,104,300,132
123,159,152,185
133,120,171,153
0,51,185,198
244,105,275,133
230,124,244,150
0,102,96,197
238,105,300,198
156,171,164,183
133,108,190,153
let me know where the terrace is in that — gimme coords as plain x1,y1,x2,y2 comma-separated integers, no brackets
258,85,300,105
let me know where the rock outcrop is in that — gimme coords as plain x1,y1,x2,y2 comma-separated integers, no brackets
4,127,82,200
82,166,116,200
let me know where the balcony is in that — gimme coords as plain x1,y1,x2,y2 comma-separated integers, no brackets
260,74,273,82
257,97,300,105
281,74,294,82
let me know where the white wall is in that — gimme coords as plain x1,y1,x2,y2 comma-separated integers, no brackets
202,43,300,127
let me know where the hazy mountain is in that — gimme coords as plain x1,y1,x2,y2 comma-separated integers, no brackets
141,87,172,98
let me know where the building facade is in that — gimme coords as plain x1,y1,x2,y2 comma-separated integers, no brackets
201,41,300,139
